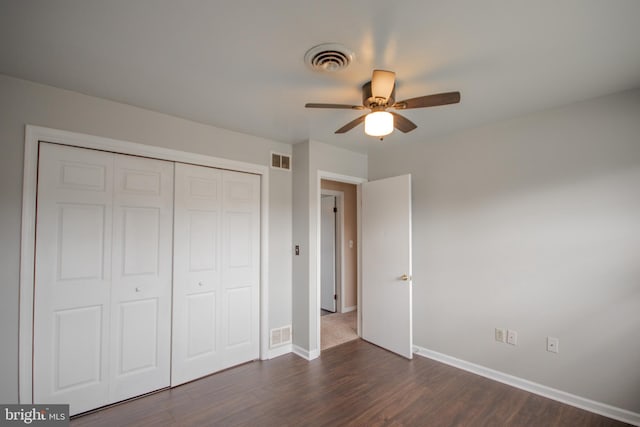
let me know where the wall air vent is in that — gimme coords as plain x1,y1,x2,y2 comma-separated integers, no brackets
271,152,291,171
304,43,354,72
270,325,292,348
270,328,282,347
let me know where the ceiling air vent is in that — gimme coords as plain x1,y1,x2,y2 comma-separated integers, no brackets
304,43,354,72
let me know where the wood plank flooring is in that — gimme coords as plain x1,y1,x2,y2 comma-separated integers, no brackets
71,339,631,426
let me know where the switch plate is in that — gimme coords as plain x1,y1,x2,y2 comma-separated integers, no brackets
547,337,559,353
507,329,518,345
495,328,506,343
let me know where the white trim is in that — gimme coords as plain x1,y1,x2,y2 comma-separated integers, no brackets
315,171,367,355
319,171,368,186
342,305,356,313
260,173,270,362
413,345,640,426
292,345,320,361
267,344,292,360
18,126,39,404
356,184,362,338
19,125,271,403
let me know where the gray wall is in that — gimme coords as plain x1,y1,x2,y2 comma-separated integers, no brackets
0,74,292,403
368,89,640,413
292,140,367,353
292,142,310,349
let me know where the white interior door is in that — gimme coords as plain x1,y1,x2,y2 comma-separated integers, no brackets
361,174,413,359
34,143,173,415
172,164,260,386
34,143,114,415
109,154,173,401
321,196,337,312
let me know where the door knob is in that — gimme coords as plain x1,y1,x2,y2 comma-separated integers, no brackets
198,282,204,287
400,274,411,281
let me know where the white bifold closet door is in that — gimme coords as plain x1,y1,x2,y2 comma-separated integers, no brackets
171,163,260,386
33,143,173,415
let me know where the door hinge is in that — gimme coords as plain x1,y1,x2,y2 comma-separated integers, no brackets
334,294,337,300
333,207,337,213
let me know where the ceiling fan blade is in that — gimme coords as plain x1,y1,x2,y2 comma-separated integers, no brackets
305,103,364,110
371,70,396,101
390,112,418,133
335,114,367,134
393,91,460,109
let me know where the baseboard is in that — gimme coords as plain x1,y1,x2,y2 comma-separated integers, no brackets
292,345,320,361
267,344,292,359
413,345,640,426
342,305,356,313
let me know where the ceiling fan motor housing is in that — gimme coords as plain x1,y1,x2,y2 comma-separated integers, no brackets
362,81,395,108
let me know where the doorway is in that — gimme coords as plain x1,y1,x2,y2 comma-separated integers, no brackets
320,179,358,351
320,194,337,313
314,172,413,359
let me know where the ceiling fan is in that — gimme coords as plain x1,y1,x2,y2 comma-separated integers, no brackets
305,70,460,139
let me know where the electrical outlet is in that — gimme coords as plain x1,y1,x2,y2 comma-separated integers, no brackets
547,337,559,353
507,329,518,345
495,328,506,343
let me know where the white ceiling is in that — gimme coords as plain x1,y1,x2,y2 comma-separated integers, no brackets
1,1,640,153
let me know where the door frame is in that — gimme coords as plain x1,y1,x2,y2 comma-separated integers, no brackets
316,171,366,354
19,125,270,403
320,190,342,313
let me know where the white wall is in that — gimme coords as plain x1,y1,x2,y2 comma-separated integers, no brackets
292,140,367,354
0,74,292,403
368,89,640,413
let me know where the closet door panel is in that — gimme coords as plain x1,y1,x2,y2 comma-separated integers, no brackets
109,154,173,401
34,143,114,416
172,165,260,386
220,171,260,364
172,164,222,386
225,286,252,347
186,292,217,358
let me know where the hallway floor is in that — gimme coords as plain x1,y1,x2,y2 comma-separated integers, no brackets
321,310,357,351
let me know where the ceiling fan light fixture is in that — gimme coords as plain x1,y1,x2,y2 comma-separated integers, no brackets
365,111,394,137
304,68,460,137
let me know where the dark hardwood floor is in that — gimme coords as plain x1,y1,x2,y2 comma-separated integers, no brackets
72,339,631,426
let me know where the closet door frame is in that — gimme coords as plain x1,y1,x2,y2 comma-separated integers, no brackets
19,125,270,404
